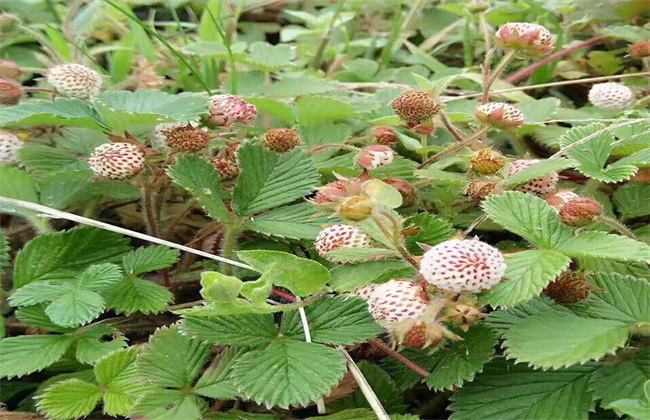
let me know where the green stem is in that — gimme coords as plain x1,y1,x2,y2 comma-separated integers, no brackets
597,216,638,240
482,50,516,103
372,213,419,269
418,126,490,169
141,184,160,238
220,223,241,276
311,0,346,69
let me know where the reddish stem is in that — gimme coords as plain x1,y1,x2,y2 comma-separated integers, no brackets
505,35,608,84
368,339,431,377
270,289,431,378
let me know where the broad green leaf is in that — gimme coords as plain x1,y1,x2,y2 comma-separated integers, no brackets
449,359,597,420
15,304,73,333
613,182,650,219
294,95,356,124
37,379,101,420
181,41,247,59
0,166,44,229
503,158,574,188
244,203,333,240
231,339,346,408
517,98,560,124
280,296,383,345
0,334,74,378
167,156,230,221
132,389,206,420
330,260,416,292
95,347,147,416
137,326,211,388
194,347,244,400
182,313,279,346
583,272,650,323
95,347,139,386
9,281,67,306
246,97,296,123
590,350,650,407
557,231,650,263
380,349,438,391
233,144,319,215
74,325,128,365
176,300,283,317
19,145,80,174
481,250,571,308
245,41,293,71
607,397,650,419
426,325,498,391
331,361,407,414
199,271,244,302
38,169,94,209
93,90,209,131
121,246,179,276
45,287,105,327
484,297,570,337
104,277,173,315
482,192,573,249
237,250,330,296
267,76,334,97
504,311,630,368
0,98,104,129
404,213,456,255
13,227,131,288
326,247,400,263
559,123,638,183
77,263,122,290
414,168,469,186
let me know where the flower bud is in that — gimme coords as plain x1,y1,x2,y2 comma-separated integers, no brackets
475,102,525,129
391,90,439,123
370,126,398,147
559,198,602,227
469,148,505,174
0,78,21,105
338,195,374,221
544,271,591,304
495,22,554,57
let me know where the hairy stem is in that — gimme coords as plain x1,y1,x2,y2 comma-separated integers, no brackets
219,223,241,276
506,35,608,84
418,126,490,169
368,338,431,377
483,50,516,102
597,216,638,240
439,110,468,142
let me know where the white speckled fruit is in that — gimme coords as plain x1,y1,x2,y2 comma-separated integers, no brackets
88,142,145,180
47,63,102,99
315,225,371,264
0,131,23,165
588,82,633,110
509,159,558,197
364,279,429,325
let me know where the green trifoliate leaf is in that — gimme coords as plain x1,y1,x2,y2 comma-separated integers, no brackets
449,359,597,420
93,90,210,131
77,263,122,290
244,41,293,71
331,361,407,414
45,287,105,327
182,313,279,346
37,379,101,420
237,250,330,296
194,347,244,400
330,260,416,292
607,397,650,419
0,334,75,378
94,347,149,416
426,325,498,391
280,295,383,345
9,281,68,306
590,350,650,407
504,311,630,369
121,246,180,276
503,158,574,188
482,192,573,249
556,231,650,263
137,326,212,389
233,144,320,216
14,304,72,333
484,297,572,337
582,272,650,323
481,250,571,308
104,277,173,315
13,227,131,288
244,203,335,240
231,339,346,409
559,123,638,183
132,389,207,420
167,156,230,222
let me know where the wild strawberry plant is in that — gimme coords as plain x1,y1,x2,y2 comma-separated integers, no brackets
0,1,649,419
